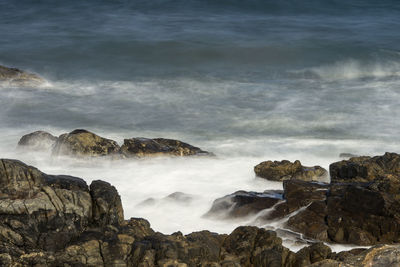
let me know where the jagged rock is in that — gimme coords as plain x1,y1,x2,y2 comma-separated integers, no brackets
0,159,92,251
254,160,327,182
220,226,296,266
90,180,124,227
17,131,58,151
330,152,400,183
120,137,210,157
328,245,400,266
294,242,332,266
52,129,121,157
204,190,283,219
0,65,45,86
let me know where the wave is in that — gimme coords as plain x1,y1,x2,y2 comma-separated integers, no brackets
292,59,400,81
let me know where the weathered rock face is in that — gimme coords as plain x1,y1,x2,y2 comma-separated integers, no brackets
330,152,400,183
254,160,327,182
17,131,58,151
205,190,283,219
120,137,210,157
0,159,93,252
0,65,45,86
52,129,121,157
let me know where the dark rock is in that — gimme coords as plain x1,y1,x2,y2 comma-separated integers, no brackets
204,190,283,219
254,160,327,182
120,137,210,157
294,242,332,266
0,65,45,86
220,226,296,267
90,180,124,227
17,131,58,151
330,152,400,183
52,129,121,157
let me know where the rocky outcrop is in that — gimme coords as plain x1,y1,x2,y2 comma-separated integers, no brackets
209,153,400,246
19,129,212,159
1,158,348,266
330,152,400,183
17,131,58,151
254,160,327,182
52,129,121,157
120,137,210,157
0,65,45,86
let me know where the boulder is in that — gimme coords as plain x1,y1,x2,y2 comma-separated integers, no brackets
0,65,45,86
120,137,210,157
254,160,327,182
17,131,58,151
204,190,283,219
52,129,121,157
330,152,400,183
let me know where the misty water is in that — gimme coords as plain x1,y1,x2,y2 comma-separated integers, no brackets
1,0,400,251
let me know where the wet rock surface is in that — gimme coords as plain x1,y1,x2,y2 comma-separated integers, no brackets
254,160,327,182
0,65,45,86
205,190,283,219
211,153,400,247
52,129,121,157
17,131,58,151
120,137,211,157
19,129,212,159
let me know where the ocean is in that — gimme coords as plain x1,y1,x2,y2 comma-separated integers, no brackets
1,0,399,251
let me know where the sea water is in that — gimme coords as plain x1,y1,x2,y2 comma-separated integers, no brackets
1,0,400,251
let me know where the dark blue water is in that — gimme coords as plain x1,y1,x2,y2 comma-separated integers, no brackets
1,0,400,142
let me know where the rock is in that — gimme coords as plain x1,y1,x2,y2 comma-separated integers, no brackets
294,242,332,266
220,226,296,266
90,180,124,227
52,129,121,157
0,159,92,251
330,152,400,183
120,137,210,157
0,65,45,86
17,131,58,151
204,190,283,219
254,160,327,182
334,245,400,266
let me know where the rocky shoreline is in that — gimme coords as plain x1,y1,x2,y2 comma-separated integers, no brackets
0,129,399,266
1,157,400,267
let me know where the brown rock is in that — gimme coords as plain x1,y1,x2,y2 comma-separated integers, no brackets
0,65,45,86
254,160,327,182
120,137,210,157
52,129,121,157
17,131,58,151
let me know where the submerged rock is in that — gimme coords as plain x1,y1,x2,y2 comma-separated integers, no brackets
254,160,327,182
52,129,121,157
17,130,58,151
120,137,210,157
0,65,45,86
205,190,283,219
